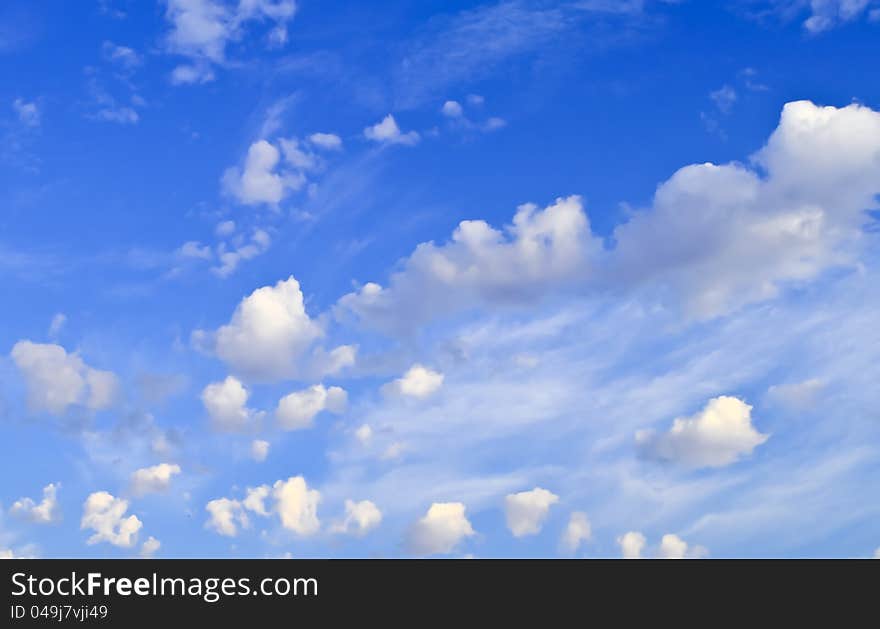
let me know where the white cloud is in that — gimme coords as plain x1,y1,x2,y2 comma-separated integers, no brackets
130,463,181,496
163,0,297,83
710,84,737,114
272,476,321,536
766,378,825,409
559,511,591,554
657,533,707,559
178,240,212,260
406,502,475,556
354,424,373,445
874,547,880,559
11,483,60,524
205,498,248,536
140,536,161,557
363,114,420,146
48,313,66,338
798,0,874,32
441,100,463,118
10,341,119,415
81,492,143,548
222,140,305,205
617,531,646,559
329,499,382,536
201,376,261,432
337,196,595,334
308,132,342,150
243,485,271,516
504,487,559,537
215,220,236,237
251,439,270,462
203,276,351,382
96,106,139,124
636,396,769,469
612,100,880,319
12,98,39,126
102,41,142,69
213,229,272,277
382,365,444,398
276,384,347,431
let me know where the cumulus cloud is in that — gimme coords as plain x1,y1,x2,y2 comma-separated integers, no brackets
276,384,347,430
636,396,769,469
11,483,60,524
617,531,646,559
199,276,353,382
504,487,559,537
163,0,297,84
243,485,271,516
272,476,321,536
201,376,261,432
364,114,420,146
222,139,305,205
10,341,119,415
308,132,342,150
337,195,595,333
657,533,707,559
81,492,142,547
205,498,248,536
251,439,270,462
441,100,463,118
559,511,591,554
612,100,880,319
382,365,444,398
406,502,475,556
329,499,382,537
140,536,161,557
213,229,272,277
130,463,182,496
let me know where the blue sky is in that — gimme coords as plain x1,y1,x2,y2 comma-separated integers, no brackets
1,0,879,559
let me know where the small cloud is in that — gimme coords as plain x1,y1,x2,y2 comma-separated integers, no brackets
504,487,559,537
406,502,475,556
251,439,270,462
11,483,61,524
382,365,444,398
710,85,737,114
12,98,40,127
140,536,161,558
48,313,66,338
364,114,420,146
441,100,463,118
308,132,343,151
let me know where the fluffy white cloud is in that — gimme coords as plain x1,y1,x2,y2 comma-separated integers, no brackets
276,384,347,430
205,498,248,537
272,476,321,536
243,485,271,516
657,533,707,559
612,100,880,319
364,114,420,146
617,531,646,559
201,276,353,382
140,536,161,557
636,396,769,469
222,140,305,205
10,341,119,415
11,483,60,524
337,196,595,333
354,424,373,445
308,132,342,150
81,492,142,548
13,98,39,126
797,0,875,32
441,100,463,118
382,365,444,398
213,229,272,277
251,439,270,462
164,0,297,83
329,499,382,537
201,376,260,432
559,511,591,554
406,502,475,556
504,487,559,537
130,463,181,496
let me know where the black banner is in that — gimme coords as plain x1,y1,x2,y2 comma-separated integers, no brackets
2,560,877,625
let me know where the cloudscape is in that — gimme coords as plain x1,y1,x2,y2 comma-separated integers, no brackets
1,0,879,560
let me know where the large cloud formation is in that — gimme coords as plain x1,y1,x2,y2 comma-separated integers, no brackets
10,342,119,415
337,101,880,332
